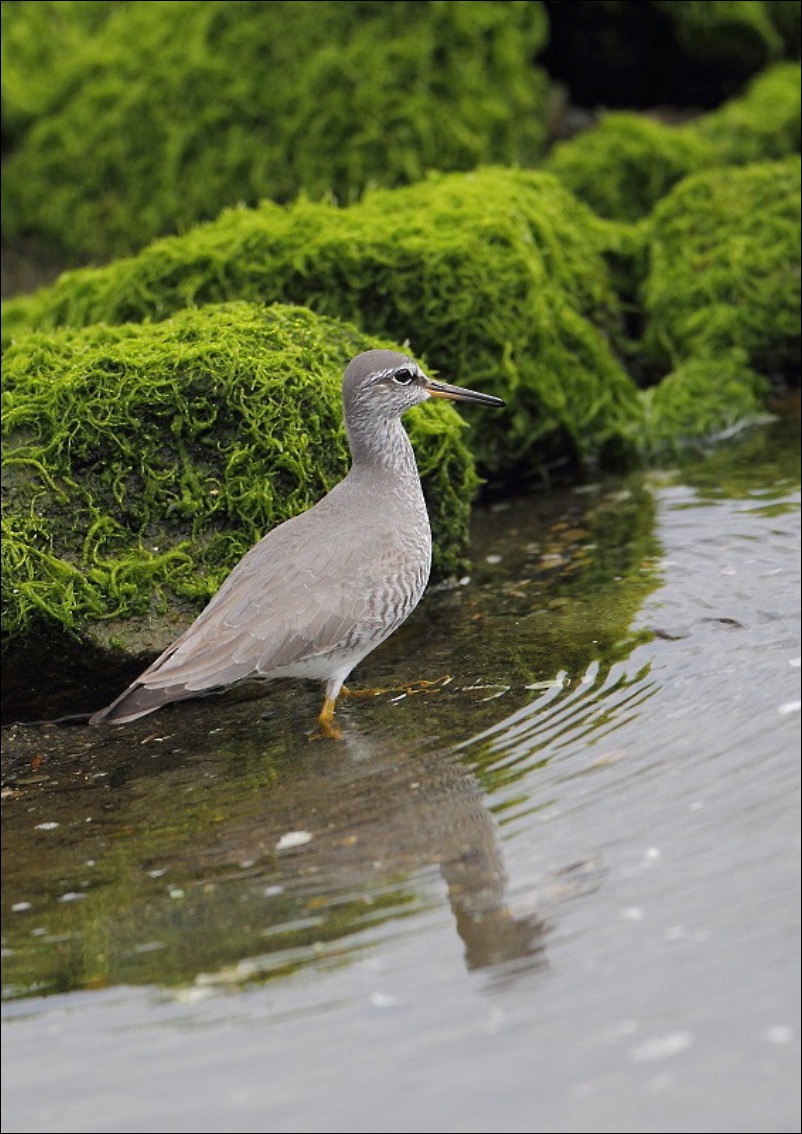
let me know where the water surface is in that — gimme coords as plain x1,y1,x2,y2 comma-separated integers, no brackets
2,412,800,1133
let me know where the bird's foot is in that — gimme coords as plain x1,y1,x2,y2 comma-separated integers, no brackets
312,697,343,741
402,673,452,696
342,674,451,699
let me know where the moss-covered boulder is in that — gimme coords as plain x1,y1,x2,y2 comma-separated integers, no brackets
1,0,550,263
5,159,795,479
693,59,802,163
1,302,481,656
544,113,714,223
640,353,770,452
1,167,644,479
0,0,124,141
641,157,801,377
543,62,801,221
629,156,800,451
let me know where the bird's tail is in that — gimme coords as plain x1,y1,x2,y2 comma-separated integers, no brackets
89,682,195,725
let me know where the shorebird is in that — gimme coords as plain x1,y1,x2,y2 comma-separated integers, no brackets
89,350,503,735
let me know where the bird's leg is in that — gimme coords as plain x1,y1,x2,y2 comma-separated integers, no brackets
315,675,451,738
315,695,342,741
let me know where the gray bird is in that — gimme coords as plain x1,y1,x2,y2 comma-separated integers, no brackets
89,350,504,735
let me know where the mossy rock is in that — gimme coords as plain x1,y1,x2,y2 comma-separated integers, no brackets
1,167,644,479
0,0,126,140
640,157,801,378
693,60,801,163
544,113,715,223
641,352,769,454
1,302,480,656
543,62,801,222
1,0,549,263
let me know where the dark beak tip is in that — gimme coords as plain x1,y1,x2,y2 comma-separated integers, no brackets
426,380,506,408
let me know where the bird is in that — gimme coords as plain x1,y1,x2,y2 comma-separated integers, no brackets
89,349,504,736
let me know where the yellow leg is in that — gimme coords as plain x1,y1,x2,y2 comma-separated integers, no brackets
315,695,342,741
315,675,451,738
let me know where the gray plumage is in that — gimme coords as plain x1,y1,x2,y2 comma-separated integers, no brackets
89,349,503,733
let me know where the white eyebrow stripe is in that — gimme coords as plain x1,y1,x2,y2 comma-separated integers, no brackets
368,365,420,385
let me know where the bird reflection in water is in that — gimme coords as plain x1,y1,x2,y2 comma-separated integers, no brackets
164,707,596,980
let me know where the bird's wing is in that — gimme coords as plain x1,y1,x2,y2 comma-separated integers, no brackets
136,510,408,693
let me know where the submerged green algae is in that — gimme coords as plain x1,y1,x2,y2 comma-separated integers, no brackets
2,302,478,653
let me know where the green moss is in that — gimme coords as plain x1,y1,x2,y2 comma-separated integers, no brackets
0,1,127,140
1,167,644,478
641,352,769,453
1,302,478,651
694,59,802,162
544,113,715,223
1,0,549,262
640,157,801,376
543,62,800,222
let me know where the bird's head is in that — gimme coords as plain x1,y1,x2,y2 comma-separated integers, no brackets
343,349,504,420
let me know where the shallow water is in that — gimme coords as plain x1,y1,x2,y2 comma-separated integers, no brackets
2,412,800,1134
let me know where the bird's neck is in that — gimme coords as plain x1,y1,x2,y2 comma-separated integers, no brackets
346,414,420,482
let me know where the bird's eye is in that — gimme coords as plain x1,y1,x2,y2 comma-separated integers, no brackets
392,368,415,385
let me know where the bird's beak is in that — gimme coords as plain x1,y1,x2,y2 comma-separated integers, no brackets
424,377,505,407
